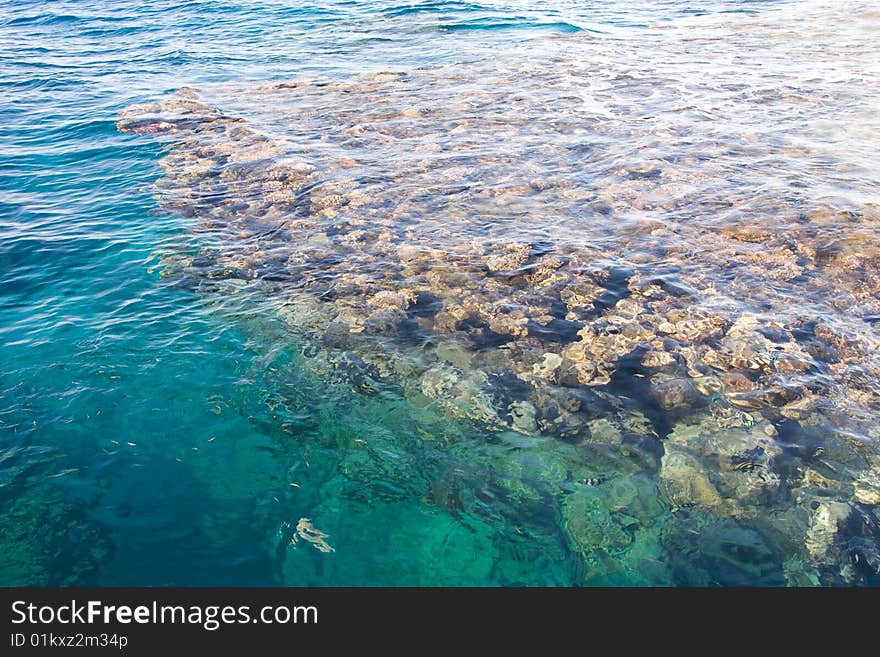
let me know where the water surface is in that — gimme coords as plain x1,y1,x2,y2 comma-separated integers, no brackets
2,0,879,586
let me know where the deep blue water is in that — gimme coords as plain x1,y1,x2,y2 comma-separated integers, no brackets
4,0,878,586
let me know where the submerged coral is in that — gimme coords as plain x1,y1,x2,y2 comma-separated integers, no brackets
119,7,880,584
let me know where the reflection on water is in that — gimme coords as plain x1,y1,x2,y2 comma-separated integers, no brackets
116,1,880,585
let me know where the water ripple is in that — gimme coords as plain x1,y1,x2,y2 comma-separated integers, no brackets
2,0,877,586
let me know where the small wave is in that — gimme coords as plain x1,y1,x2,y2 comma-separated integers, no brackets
5,13,84,27
425,18,582,34
380,1,492,18
0,76,68,91
351,36,398,45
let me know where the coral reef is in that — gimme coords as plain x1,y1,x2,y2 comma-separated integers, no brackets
118,31,880,584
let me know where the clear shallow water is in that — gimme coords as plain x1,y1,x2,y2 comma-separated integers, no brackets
2,0,880,586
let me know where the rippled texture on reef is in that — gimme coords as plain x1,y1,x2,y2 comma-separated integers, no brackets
4,0,880,586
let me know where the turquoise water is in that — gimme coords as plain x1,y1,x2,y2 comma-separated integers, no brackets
3,0,880,586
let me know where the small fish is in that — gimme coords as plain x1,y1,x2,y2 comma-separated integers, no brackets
732,460,763,473
579,476,605,486
812,446,826,458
